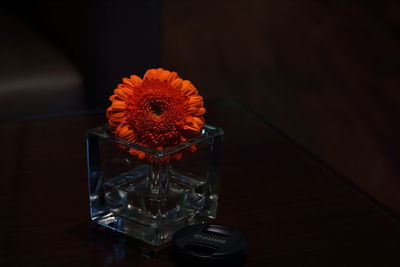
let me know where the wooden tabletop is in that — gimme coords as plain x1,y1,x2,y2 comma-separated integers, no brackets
1,98,400,266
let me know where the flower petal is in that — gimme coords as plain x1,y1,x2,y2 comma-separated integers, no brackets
196,107,206,116
174,153,182,160
170,78,183,90
155,68,165,78
109,116,126,128
144,69,158,80
109,95,124,102
111,100,127,111
138,151,146,159
110,111,125,118
181,80,198,96
189,145,197,152
183,124,200,132
168,72,179,82
117,125,135,140
187,105,204,115
192,117,204,127
129,148,139,156
188,95,203,108
106,107,114,117
122,78,135,88
114,88,132,100
129,75,143,87
184,117,202,132
160,70,179,83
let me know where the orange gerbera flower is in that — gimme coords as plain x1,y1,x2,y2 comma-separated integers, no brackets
106,68,205,161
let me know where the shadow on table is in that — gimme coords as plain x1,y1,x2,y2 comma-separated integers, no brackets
68,223,247,266
89,225,171,261
90,226,247,266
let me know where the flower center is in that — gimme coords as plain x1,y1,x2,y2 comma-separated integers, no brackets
149,100,164,118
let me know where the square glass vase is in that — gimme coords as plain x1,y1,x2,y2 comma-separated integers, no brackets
86,124,224,246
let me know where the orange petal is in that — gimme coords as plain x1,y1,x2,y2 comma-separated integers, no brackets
114,88,132,100
160,70,178,82
184,117,200,129
189,145,197,152
192,117,204,128
129,148,139,156
168,72,178,82
187,106,206,116
183,124,200,132
185,116,195,123
181,80,198,96
111,100,127,111
110,111,125,118
117,125,135,140
188,95,203,107
109,116,126,124
138,151,146,159
196,107,206,116
117,83,131,90
109,95,124,102
129,75,143,87
144,68,158,80
155,68,165,77
174,153,182,161
170,78,183,90
122,78,136,88
187,105,202,115
106,107,114,117
160,71,170,81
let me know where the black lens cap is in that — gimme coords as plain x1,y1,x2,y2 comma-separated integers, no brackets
172,224,248,266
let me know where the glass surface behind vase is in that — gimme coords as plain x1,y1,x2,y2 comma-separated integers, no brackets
86,124,223,246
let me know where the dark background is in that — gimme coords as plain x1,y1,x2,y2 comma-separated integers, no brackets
1,0,400,230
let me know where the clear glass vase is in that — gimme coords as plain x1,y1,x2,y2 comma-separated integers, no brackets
86,124,224,246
